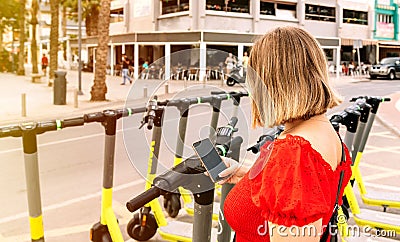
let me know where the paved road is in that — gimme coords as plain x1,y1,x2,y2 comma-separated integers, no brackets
0,77,399,241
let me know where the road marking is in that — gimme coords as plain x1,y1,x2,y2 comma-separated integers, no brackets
4,223,94,242
396,98,400,112
363,171,399,182
359,162,400,173
0,179,145,224
2,200,133,242
363,145,400,154
368,131,397,139
364,182,400,192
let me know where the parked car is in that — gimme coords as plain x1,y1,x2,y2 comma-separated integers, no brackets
369,57,400,80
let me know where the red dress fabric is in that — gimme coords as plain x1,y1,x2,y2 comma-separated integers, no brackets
224,134,352,242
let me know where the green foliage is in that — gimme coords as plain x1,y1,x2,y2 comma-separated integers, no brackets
62,0,100,20
0,0,19,27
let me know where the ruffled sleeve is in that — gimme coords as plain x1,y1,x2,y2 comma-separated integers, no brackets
250,135,333,227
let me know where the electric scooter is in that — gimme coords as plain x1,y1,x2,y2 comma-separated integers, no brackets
126,116,244,241
226,65,245,87
330,105,400,235
162,92,238,218
347,96,400,211
87,107,147,242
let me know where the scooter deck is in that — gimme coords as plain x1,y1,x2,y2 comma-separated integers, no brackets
354,209,400,233
158,220,219,242
362,189,400,208
344,233,398,242
184,201,220,220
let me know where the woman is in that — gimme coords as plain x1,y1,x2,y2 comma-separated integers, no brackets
225,53,236,77
220,27,352,241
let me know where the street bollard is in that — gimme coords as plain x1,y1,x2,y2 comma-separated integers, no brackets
143,86,148,98
54,71,67,105
203,75,206,88
20,123,45,242
74,89,79,108
164,84,169,94
184,77,187,89
53,71,67,105
21,93,27,117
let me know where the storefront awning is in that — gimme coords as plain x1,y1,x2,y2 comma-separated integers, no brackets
70,31,341,48
378,41,400,48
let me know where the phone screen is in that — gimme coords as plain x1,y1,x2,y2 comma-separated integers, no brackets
192,138,227,183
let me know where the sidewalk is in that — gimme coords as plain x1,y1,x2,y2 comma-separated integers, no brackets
0,70,242,126
377,91,400,137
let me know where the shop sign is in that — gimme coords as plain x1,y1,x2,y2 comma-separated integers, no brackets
376,22,395,38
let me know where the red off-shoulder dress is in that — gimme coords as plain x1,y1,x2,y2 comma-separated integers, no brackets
224,134,352,242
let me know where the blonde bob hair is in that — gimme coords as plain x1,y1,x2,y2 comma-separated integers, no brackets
246,26,342,128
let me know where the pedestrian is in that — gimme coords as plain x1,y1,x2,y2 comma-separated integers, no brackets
341,62,347,76
218,26,352,241
141,61,149,79
224,53,236,78
41,54,48,76
242,51,249,76
120,54,132,85
348,61,355,76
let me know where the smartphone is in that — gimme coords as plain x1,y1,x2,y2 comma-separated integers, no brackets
192,138,228,183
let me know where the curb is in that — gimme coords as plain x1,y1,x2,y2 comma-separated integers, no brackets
375,114,400,138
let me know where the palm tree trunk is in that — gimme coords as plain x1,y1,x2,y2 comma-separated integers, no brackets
85,4,99,37
49,0,59,83
62,5,67,60
31,0,39,74
17,0,26,76
90,0,111,101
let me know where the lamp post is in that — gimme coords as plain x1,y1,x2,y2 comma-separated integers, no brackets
77,0,84,95
10,18,16,73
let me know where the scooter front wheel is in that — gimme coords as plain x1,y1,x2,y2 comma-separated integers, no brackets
90,222,112,242
127,213,158,241
226,77,236,86
164,193,181,218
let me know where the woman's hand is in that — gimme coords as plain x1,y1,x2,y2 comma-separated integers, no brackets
217,157,250,184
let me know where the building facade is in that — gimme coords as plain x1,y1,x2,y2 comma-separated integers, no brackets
71,0,399,78
374,0,400,60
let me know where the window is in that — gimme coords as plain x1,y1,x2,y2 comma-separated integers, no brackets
305,4,335,22
161,0,189,15
276,3,296,18
260,1,275,15
376,14,394,38
110,8,124,23
206,0,250,13
377,14,393,23
260,1,296,18
343,9,368,25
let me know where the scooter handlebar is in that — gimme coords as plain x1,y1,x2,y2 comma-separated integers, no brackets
126,186,162,212
350,96,391,103
247,126,283,154
63,117,85,128
228,117,238,128
0,125,21,138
